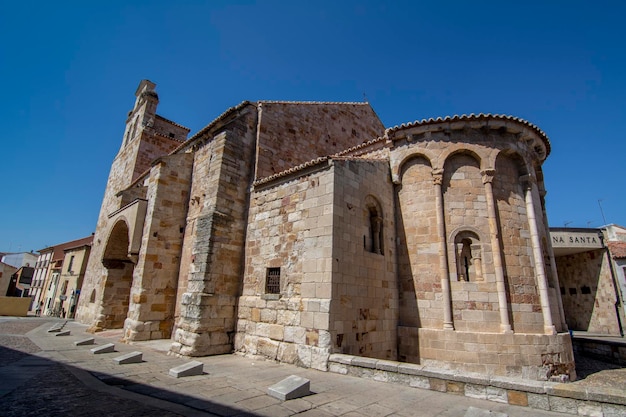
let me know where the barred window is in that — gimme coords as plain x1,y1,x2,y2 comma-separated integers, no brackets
266,267,281,294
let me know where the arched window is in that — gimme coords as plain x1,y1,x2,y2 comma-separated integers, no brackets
364,196,383,255
454,231,482,282
89,289,96,303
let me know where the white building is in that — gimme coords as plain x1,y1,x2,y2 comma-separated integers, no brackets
1,252,38,269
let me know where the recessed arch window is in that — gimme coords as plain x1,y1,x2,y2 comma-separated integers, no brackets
454,231,482,282
364,196,383,255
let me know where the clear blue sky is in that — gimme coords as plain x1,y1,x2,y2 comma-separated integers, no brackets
1,1,624,253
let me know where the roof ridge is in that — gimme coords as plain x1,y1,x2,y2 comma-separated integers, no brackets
259,100,369,106
253,156,330,187
386,113,551,156
155,114,190,132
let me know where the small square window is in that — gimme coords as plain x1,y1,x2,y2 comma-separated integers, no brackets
266,267,281,294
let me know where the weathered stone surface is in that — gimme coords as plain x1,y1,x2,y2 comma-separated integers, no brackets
74,80,572,383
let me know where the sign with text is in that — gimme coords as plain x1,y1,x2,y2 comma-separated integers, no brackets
550,231,603,249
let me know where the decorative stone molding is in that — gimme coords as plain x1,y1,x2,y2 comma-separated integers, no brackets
481,169,495,185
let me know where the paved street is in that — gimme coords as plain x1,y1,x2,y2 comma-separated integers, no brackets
0,316,620,416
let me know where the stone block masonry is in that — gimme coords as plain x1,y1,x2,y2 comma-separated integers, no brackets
328,353,626,416
172,113,258,357
77,80,574,383
236,165,336,370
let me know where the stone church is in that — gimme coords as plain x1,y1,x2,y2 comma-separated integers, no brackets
76,80,574,381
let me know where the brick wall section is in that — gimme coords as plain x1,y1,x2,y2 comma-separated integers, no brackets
330,159,398,360
236,166,335,370
171,110,258,356
254,102,384,180
124,152,194,341
557,249,621,335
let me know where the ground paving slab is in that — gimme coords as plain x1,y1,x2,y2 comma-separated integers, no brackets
0,317,624,416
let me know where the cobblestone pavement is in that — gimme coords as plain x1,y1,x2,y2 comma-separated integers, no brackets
0,317,623,416
0,317,185,416
0,319,47,367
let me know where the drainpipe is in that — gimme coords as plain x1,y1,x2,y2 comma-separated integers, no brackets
598,231,624,337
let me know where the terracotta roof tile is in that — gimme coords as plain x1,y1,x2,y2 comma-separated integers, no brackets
608,241,626,259
386,113,551,156
155,114,190,132
50,235,94,262
258,100,369,106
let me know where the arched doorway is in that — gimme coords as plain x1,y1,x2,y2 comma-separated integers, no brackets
99,220,135,329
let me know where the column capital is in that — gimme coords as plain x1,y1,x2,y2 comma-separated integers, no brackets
520,174,536,189
432,168,444,185
481,169,496,184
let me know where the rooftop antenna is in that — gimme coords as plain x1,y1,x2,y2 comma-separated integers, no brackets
564,221,572,227
598,199,607,226
362,92,369,103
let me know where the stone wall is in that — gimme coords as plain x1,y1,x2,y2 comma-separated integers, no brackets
123,152,194,341
329,159,398,360
0,296,30,316
399,327,575,380
556,249,621,335
236,165,335,370
328,353,624,415
254,102,384,180
443,152,499,332
493,153,543,333
394,154,440,330
171,109,258,357
76,81,186,330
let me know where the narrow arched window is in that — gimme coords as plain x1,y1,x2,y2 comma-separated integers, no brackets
455,232,482,282
370,208,383,254
364,196,384,255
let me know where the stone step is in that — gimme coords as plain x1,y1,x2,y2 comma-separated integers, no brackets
47,327,62,333
74,338,95,346
267,375,311,401
90,343,115,354
169,360,204,378
54,330,70,336
113,351,143,365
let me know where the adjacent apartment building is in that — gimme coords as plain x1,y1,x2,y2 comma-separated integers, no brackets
33,236,93,316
